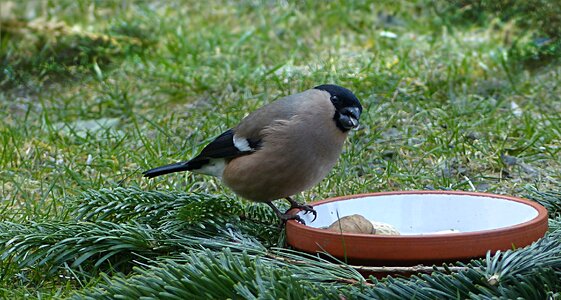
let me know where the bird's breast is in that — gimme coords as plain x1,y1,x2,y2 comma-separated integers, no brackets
222,112,348,202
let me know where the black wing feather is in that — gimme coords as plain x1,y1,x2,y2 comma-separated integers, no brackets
143,129,260,178
192,128,261,160
197,129,242,158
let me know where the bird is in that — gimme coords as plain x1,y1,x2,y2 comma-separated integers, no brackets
143,84,362,224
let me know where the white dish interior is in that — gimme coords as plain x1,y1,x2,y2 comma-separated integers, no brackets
300,193,539,235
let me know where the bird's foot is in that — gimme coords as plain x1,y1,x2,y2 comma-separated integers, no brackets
287,204,317,222
265,201,307,226
278,213,306,225
285,197,317,222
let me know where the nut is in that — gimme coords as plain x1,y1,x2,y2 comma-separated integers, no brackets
326,214,374,234
370,221,400,235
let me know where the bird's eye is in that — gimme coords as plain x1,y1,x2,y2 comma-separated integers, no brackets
331,96,340,103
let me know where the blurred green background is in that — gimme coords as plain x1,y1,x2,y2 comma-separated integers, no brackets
1,0,560,298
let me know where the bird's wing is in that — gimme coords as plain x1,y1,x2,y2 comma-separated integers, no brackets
196,129,243,158
143,129,248,177
195,89,317,161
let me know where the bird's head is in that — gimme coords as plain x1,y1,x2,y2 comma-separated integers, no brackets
314,84,362,132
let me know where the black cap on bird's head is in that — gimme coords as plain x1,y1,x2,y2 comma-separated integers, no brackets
314,84,362,132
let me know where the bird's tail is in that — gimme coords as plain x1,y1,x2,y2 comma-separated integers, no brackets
142,161,192,178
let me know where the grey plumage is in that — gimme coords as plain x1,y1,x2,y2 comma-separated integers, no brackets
143,84,362,223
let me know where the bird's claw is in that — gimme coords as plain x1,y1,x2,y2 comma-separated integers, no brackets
298,204,318,222
286,204,317,223
277,197,318,225
279,213,306,225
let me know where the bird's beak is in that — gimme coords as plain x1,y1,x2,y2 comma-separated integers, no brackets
349,116,359,128
339,107,361,130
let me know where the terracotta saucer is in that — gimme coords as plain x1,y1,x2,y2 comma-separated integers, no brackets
285,191,548,266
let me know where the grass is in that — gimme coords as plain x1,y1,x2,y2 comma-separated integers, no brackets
1,0,560,298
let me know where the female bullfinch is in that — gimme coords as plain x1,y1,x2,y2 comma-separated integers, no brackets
144,84,362,224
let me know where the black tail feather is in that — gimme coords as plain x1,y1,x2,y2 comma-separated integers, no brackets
142,161,191,178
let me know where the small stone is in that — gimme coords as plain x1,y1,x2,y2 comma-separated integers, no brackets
500,153,518,166
465,131,480,140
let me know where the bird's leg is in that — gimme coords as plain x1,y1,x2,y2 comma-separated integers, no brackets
266,201,306,225
285,196,317,222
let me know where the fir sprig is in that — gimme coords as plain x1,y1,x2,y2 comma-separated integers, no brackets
0,211,277,279
74,249,343,300
73,230,561,299
362,232,561,299
0,221,169,275
72,187,282,245
2,187,561,298
72,187,244,225
525,185,561,217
